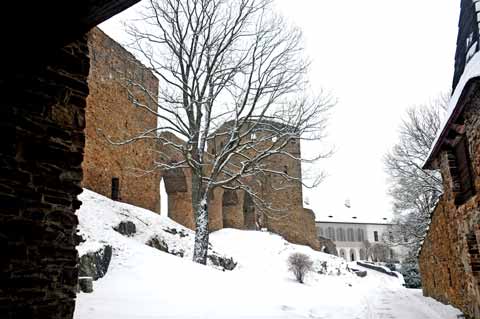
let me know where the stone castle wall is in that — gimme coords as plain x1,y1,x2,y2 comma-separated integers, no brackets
419,82,480,319
82,28,160,212
82,31,319,251
0,36,89,319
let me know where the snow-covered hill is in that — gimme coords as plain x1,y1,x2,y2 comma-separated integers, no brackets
74,189,462,319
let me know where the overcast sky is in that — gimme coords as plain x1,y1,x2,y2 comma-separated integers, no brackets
100,0,460,222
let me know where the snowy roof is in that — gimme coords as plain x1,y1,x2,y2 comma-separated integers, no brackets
315,203,392,225
423,51,480,169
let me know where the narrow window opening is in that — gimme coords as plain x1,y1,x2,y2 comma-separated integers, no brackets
374,231,379,242
111,177,120,201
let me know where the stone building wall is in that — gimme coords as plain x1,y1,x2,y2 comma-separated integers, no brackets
0,37,89,319
419,82,480,319
82,27,160,212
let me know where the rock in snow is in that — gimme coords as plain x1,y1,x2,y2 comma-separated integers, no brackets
78,244,112,280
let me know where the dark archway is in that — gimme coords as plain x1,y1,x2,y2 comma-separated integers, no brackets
350,249,356,261
243,192,256,230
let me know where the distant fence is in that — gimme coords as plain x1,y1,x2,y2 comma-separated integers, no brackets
356,261,398,278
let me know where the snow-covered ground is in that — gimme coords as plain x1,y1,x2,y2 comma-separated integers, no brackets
74,190,462,319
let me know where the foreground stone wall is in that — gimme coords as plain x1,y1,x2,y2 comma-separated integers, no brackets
82,27,160,212
0,37,89,318
419,83,480,318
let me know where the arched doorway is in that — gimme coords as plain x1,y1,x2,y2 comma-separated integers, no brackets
350,249,356,261
339,249,347,260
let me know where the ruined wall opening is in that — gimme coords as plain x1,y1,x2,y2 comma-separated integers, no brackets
222,189,240,228
161,167,191,226
159,178,168,217
243,192,256,230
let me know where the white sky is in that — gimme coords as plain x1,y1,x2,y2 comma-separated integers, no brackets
100,0,460,222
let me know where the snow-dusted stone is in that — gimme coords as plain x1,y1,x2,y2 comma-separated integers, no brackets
114,221,136,236
208,254,237,271
78,277,93,293
79,245,112,280
146,236,169,253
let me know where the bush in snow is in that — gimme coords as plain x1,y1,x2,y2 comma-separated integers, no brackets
288,252,313,283
400,259,422,288
385,262,397,272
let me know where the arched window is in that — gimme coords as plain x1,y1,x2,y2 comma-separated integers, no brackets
347,228,355,241
357,229,365,242
339,249,346,260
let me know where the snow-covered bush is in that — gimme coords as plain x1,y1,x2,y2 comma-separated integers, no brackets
288,252,313,283
400,260,422,288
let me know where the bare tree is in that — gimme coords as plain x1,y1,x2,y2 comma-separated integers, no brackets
111,0,333,264
287,252,313,283
384,96,447,254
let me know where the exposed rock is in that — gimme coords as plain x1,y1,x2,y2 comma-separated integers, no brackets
79,245,112,280
208,254,237,271
114,221,136,236
170,249,185,258
163,227,189,238
354,270,367,277
146,236,169,253
78,277,93,293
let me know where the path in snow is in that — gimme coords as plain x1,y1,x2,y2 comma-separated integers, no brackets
355,265,460,319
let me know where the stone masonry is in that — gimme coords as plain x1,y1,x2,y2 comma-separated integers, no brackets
419,81,480,318
82,32,320,251
0,37,89,319
82,27,160,212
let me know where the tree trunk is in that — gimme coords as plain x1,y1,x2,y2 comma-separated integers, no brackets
191,172,209,264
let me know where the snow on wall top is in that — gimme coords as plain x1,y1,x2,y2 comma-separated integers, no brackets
424,50,480,168
424,0,480,168
315,203,391,225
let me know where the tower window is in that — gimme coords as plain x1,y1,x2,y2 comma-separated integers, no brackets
449,135,475,205
374,231,379,242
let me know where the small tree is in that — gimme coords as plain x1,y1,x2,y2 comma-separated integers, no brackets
288,252,313,283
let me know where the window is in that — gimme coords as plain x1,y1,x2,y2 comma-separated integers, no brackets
318,227,324,237
111,177,120,201
347,228,354,241
389,231,394,242
336,228,346,241
373,231,379,242
357,229,365,242
448,135,475,205
327,227,336,241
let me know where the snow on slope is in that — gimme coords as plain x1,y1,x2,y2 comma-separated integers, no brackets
74,189,462,319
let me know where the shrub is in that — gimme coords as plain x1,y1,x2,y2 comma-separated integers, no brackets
385,262,397,272
400,260,422,288
288,252,313,283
